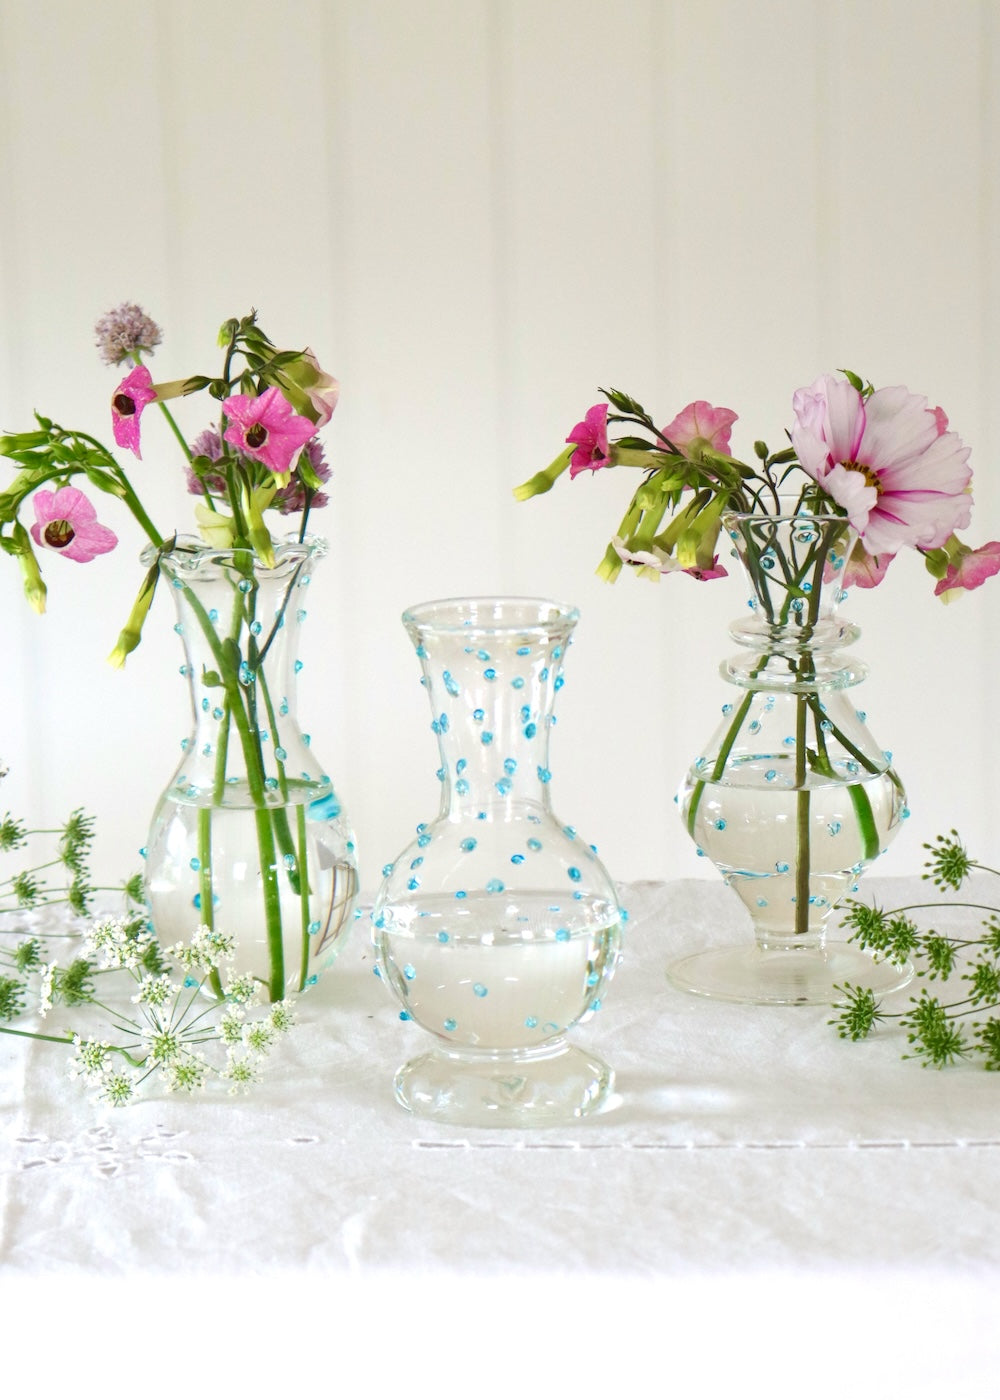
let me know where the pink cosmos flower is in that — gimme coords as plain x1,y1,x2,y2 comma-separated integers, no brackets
661,400,738,456
30,486,118,563
612,537,727,580
567,403,611,478
111,364,157,459
222,387,316,476
790,375,972,556
933,540,1000,599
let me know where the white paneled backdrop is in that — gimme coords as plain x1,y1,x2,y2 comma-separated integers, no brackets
0,0,997,898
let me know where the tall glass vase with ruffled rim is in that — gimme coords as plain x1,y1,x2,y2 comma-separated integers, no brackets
670,511,914,1005
142,534,359,1002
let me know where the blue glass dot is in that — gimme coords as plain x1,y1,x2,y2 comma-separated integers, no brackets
511,853,525,865
525,1017,538,1029
554,675,565,690
528,838,542,851
485,878,505,894
438,931,450,943
537,766,551,783
308,921,321,935
443,670,460,697
275,745,287,761
407,877,420,891
455,890,467,900
555,928,570,942
524,723,537,739
483,668,496,681
444,1018,457,1032
238,579,253,594
828,821,842,836
398,1010,411,1021
714,819,726,831
776,861,790,873
473,983,488,997
456,758,467,774
476,649,490,662
456,778,470,795
473,708,485,722
503,758,517,776
567,867,582,882
481,731,494,746
403,964,416,980
417,832,431,848
495,778,512,796
294,660,304,674
516,645,530,656
189,857,201,872
410,856,424,869
511,677,525,690
461,838,477,852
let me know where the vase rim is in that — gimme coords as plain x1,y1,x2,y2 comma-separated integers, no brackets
141,533,326,568
723,510,852,528
402,595,579,635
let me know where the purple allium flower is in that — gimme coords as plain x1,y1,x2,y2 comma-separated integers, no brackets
186,427,330,514
94,303,163,367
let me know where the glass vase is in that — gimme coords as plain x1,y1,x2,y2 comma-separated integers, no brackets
143,536,359,1002
670,513,913,1005
372,596,623,1126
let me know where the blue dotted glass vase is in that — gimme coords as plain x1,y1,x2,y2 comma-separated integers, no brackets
372,597,623,1125
143,536,358,1002
671,513,912,1005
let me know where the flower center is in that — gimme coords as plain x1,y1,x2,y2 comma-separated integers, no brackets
841,460,881,492
42,519,75,549
113,392,136,417
245,424,268,449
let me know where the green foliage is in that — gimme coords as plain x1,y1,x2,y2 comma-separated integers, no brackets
833,830,1000,1070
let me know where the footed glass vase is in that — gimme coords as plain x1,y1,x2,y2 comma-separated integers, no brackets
373,597,623,1126
144,536,359,1002
671,513,912,1005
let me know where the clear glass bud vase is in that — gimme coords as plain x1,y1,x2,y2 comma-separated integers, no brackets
143,536,359,1002
373,597,623,1126
670,514,913,1005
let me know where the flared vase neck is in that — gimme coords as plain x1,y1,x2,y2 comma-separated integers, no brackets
723,512,864,689
403,596,578,819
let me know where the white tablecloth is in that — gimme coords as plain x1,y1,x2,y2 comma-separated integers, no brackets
2,878,998,1391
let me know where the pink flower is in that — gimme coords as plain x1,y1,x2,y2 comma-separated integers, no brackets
839,542,894,590
612,537,727,580
933,540,1000,599
790,375,972,555
222,387,316,476
111,364,157,459
29,486,117,563
293,349,340,427
661,401,738,455
567,404,610,478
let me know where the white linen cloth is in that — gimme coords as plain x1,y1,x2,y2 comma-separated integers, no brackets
1,878,999,1391
2,874,998,1267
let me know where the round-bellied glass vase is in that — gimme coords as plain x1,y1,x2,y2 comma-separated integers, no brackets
372,596,624,1126
670,513,913,1005
143,536,359,1002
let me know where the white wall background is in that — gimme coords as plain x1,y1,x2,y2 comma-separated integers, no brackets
0,0,997,897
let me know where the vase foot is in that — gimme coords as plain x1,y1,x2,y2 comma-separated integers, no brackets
392,1042,616,1126
665,940,913,1006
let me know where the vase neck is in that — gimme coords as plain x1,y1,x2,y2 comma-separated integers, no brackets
404,597,577,819
158,538,330,801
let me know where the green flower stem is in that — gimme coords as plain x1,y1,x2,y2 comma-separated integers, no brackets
296,804,311,991
174,569,287,999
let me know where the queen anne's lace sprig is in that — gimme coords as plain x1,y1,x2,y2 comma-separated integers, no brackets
832,831,1000,1069
7,911,296,1105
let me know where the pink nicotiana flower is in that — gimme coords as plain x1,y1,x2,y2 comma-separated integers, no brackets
111,364,157,459
612,537,727,581
661,400,738,456
297,349,340,427
790,375,972,556
567,403,611,478
30,486,118,563
934,540,1000,599
222,387,316,476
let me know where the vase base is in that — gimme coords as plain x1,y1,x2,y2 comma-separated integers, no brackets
392,1042,616,1127
665,940,913,1006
